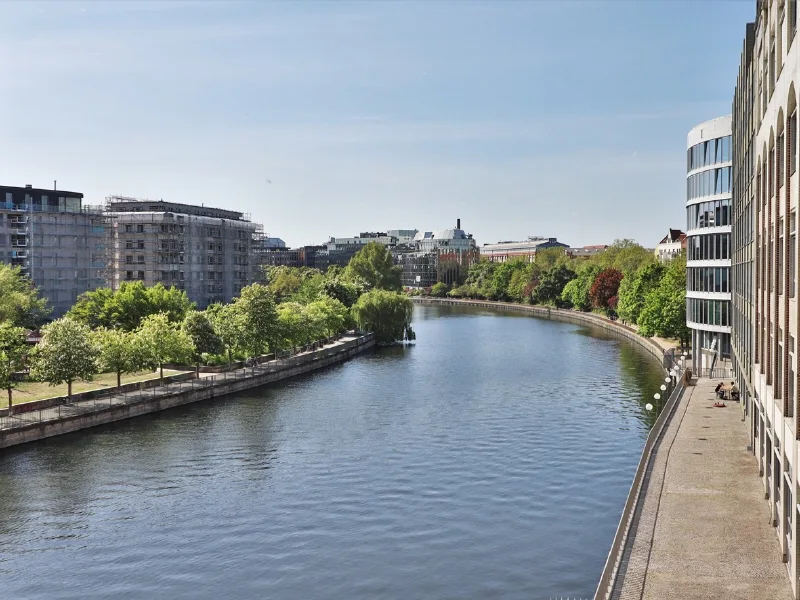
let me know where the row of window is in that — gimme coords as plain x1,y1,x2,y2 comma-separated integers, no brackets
687,233,731,261
687,298,731,328
687,198,731,230
687,135,732,171
687,267,730,294
687,167,732,200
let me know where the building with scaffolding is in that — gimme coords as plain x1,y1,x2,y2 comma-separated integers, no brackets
0,183,106,317
102,196,265,308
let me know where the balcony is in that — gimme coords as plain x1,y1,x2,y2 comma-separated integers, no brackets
11,241,28,248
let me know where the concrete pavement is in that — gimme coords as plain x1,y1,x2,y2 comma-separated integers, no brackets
613,378,792,600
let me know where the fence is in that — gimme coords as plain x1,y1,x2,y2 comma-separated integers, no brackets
594,374,687,600
694,367,735,380
0,333,357,433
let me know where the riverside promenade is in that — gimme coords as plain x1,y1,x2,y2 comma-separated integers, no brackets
0,333,374,449
610,377,792,600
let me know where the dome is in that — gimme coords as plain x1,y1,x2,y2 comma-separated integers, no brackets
432,228,466,240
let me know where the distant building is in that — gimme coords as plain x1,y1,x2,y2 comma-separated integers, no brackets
391,219,479,288
260,246,321,269
566,245,608,259
654,229,686,263
103,196,265,308
0,183,106,317
386,229,419,244
480,237,569,263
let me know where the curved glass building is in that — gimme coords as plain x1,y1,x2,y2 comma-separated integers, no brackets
686,116,733,373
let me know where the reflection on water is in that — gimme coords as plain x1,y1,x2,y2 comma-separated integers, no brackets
0,304,664,600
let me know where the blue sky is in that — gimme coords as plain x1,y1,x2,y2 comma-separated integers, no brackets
0,1,754,248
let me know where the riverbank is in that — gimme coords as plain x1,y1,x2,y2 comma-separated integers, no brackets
412,298,679,372
0,333,375,449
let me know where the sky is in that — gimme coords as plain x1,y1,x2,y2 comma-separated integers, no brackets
0,0,755,248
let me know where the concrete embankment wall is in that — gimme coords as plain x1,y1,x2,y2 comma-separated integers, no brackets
0,335,375,449
413,298,672,369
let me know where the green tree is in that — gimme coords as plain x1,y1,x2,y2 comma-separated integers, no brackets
277,302,310,350
351,289,414,344
30,317,98,400
92,327,140,388
306,296,348,338
207,303,245,365
532,264,576,306
0,264,51,328
638,254,691,346
146,283,195,323
561,264,600,311
535,247,568,270
344,242,402,291
67,287,116,328
323,278,363,308
616,262,665,325
0,323,28,409
182,311,223,368
235,284,279,358
430,282,449,297
597,239,656,275
464,260,498,299
135,313,194,381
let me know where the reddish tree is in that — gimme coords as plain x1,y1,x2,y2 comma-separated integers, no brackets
590,269,624,315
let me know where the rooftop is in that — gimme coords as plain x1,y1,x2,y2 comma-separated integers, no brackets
105,196,248,222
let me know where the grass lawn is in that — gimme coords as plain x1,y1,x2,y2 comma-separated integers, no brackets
3,370,182,408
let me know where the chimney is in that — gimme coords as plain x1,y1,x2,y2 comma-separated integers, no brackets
54,180,57,190
457,218,461,230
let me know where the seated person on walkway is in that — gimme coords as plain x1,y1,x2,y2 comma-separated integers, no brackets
730,382,740,400
715,382,724,399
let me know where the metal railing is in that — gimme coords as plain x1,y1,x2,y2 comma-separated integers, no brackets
594,374,687,600
0,333,360,433
694,367,735,380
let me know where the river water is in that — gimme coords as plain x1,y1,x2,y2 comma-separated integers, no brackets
0,304,665,600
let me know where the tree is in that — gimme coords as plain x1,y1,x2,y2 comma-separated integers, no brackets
323,278,363,308
107,281,153,330
0,264,50,328
638,254,691,346
344,242,402,291
616,262,665,325
208,303,245,365
181,311,223,368
30,317,98,400
306,296,348,338
532,264,576,306
430,282,449,297
351,289,414,344
92,328,140,388
68,287,116,328
0,323,28,409
561,264,599,311
277,302,310,350
597,239,655,275
135,313,195,381
146,284,195,323
234,284,279,358
590,268,624,315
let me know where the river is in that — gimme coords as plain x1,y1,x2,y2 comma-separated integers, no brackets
0,304,665,600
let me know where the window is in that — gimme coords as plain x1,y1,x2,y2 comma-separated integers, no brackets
779,218,785,294
125,224,133,233
792,112,798,176
137,271,145,280
137,255,145,264
778,133,785,186
125,270,133,280
125,255,134,264
792,211,797,298
791,0,798,42
137,224,144,233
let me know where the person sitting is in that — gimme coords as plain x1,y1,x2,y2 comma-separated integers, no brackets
715,382,724,399
730,382,740,401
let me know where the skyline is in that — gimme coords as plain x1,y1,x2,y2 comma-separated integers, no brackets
1,1,754,248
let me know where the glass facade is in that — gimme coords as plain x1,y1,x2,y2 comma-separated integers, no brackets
686,167,733,199
687,266,729,293
686,198,732,230
686,125,732,374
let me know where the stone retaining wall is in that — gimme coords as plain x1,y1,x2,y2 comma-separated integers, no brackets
0,334,375,449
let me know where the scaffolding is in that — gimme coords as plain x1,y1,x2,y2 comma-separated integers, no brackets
102,195,264,308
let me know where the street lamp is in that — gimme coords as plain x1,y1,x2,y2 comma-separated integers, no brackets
645,403,654,411
660,384,667,392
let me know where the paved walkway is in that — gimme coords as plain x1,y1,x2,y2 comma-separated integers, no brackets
613,378,792,600
0,335,359,432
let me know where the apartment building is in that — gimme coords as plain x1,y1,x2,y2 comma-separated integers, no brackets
0,184,106,317
104,196,264,308
731,1,800,594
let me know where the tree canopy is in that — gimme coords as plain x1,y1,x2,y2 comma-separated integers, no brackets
135,313,194,380
637,254,690,346
345,242,402,291
68,282,194,330
92,327,141,388
351,289,414,344
0,264,50,328
0,323,28,408
30,317,98,399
